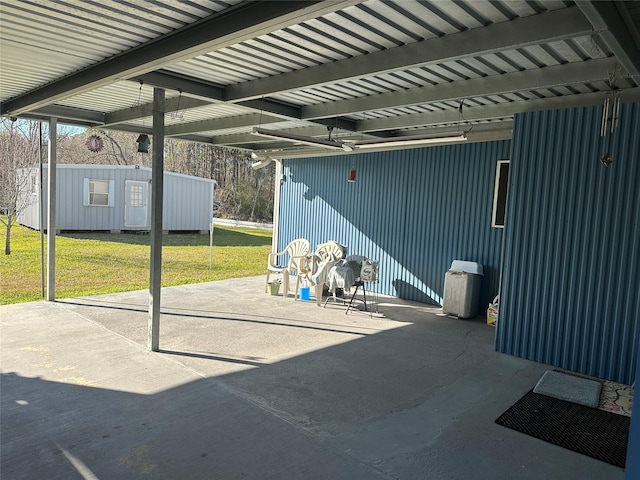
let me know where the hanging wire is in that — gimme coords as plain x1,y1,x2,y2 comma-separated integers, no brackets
134,81,143,108
133,81,151,153
358,111,367,141
258,96,265,127
170,89,184,120
589,34,603,57
135,81,147,134
609,66,622,133
458,99,473,135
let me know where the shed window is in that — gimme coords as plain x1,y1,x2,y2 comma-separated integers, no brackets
492,160,510,228
83,178,114,207
129,184,144,207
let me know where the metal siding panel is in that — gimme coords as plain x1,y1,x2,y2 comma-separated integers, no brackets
73,167,86,230
498,103,640,384
36,168,47,230
56,167,70,229
162,172,173,230
401,141,508,307
615,107,640,382
162,172,178,230
278,139,509,308
166,173,189,230
16,167,39,229
191,179,200,229
114,169,127,229
180,176,190,230
157,172,213,231
185,176,214,230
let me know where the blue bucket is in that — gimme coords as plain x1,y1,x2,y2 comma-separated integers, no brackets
300,286,311,301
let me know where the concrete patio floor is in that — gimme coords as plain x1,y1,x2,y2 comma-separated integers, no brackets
1,276,625,479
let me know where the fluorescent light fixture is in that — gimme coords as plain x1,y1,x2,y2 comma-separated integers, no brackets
252,127,353,152
355,133,467,149
250,154,274,170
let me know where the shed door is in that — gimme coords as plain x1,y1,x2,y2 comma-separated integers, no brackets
124,180,148,228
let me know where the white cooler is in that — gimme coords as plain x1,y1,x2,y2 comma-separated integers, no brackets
442,260,483,318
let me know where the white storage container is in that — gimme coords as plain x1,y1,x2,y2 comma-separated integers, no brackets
442,261,483,318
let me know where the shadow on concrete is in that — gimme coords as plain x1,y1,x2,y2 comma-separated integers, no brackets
2,280,625,480
56,298,380,336
1,370,381,480
159,349,266,366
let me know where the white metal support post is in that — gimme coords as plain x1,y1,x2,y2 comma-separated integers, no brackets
148,88,165,351
46,117,57,301
271,160,282,254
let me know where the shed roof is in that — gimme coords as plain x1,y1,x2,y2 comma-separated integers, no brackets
38,164,216,183
2,1,639,157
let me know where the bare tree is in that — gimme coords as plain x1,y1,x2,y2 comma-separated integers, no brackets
58,129,141,165
0,118,41,254
100,130,129,165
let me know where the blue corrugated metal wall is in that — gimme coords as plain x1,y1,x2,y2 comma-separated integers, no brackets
626,347,640,479
278,140,511,308
497,103,640,384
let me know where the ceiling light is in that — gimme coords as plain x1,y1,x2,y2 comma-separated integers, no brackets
354,133,467,149
252,127,353,152
251,155,274,170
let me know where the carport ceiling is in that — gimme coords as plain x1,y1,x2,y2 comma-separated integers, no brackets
2,0,640,158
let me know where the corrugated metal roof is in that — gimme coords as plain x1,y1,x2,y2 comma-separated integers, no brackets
2,0,640,156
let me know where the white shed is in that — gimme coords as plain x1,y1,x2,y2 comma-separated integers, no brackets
18,164,215,233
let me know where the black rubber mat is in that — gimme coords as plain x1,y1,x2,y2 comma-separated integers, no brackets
495,390,630,468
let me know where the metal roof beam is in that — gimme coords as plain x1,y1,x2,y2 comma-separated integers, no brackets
134,71,225,101
225,5,593,101
166,134,217,145
236,98,303,120
103,96,212,127
1,1,346,116
157,99,358,136
18,113,102,129
302,57,619,119
400,121,514,138
577,1,640,78
126,74,311,127
136,72,359,131
128,72,324,127
235,99,358,131
165,113,282,136
20,105,104,124
358,87,640,132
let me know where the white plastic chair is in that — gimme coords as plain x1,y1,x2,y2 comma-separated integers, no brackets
293,241,346,304
266,238,311,297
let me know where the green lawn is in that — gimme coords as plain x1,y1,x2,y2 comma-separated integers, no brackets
0,223,272,305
